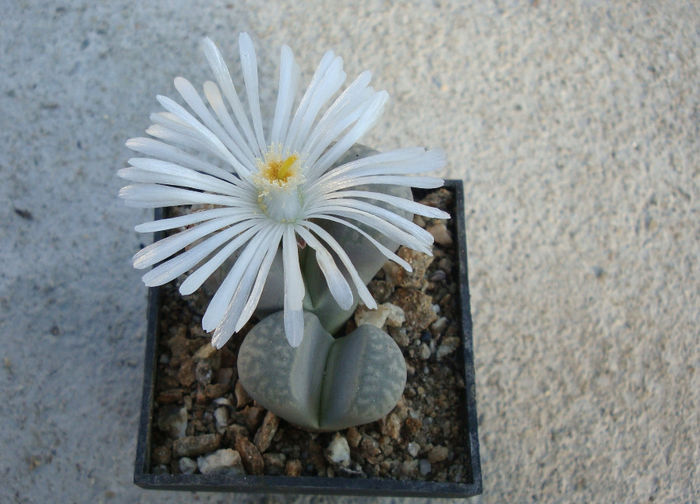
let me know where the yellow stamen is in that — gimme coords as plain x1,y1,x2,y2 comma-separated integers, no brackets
263,154,298,184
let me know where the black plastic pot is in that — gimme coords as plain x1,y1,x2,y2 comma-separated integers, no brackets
134,179,482,498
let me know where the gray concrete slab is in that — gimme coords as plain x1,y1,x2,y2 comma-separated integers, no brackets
1,1,697,502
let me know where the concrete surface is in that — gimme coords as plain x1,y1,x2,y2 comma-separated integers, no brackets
1,1,697,502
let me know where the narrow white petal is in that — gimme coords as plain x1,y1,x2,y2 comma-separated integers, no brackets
311,91,388,175
317,175,446,192
135,207,256,233
126,137,241,185
287,56,345,153
270,45,299,145
295,225,353,310
306,204,432,254
119,159,245,198
119,184,244,208
238,33,266,153
284,50,335,149
212,228,280,344
234,226,284,331
201,37,260,157
282,226,305,346
318,198,435,244
156,94,244,174
132,214,248,269
202,81,257,165
202,225,271,331
141,220,258,286
310,214,412,272
179,223,263,296
302,221,376,309
324,190,451,219
174,77,253,178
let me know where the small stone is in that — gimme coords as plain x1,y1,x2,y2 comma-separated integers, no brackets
235,436,264,475
192,342,217,362
419,459,431,475
418,343,431,360
407,442,420,457
430,317,449,335
308,439,327,474
449,464,465,482
214,407,229,432
197,449,245,475
177,360,196,387
400,460,418,477
152,445,171,465
436,336,460,360
380,413,401,441
172,434,221,457
178,457,197,475
379,435,393,456
254,411,280,453
428,445,449,463
225,424,250,444
354,302,405,329
157,405,188,439
388,326,410,348
156,388,183,404
238,405,265,431
346,427,362,448
391,288,438,331
359,436,381,458
263,452,286,475
383,248,434,288
426,222,453,246
404,417,422,437
234,380,252,408
153,464,169,475
216,367,234,385
429,270,446,282
204,382,230,400
285,459,303,476
325,434,351,467
195,360,212,385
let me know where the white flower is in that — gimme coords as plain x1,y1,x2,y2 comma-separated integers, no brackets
119,33,449,348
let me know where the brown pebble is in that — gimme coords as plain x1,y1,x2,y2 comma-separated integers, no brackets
177,360,196,387
152,444,171,465
204,382,230,400
391,288,438,331
403,417,423,437
254,411,279,453
172,434,221,457
192,342,217,362
216,367,234,385
238,405,265,431
428,445,449,463
195,360,212,385
359,436,381,459
346,427,362,448
234,380,252,408
426,222,453,246
219,346,236,367
263,452,286,475
400,459,418,477
225,424,249,445
235,436,264,475
285,459,303,477
380,413,401,441
156,388,183,404
308,439,327,475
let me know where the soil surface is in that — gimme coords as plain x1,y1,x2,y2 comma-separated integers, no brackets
149,187,473,483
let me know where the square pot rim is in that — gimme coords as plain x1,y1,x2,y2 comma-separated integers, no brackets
133,179,482,498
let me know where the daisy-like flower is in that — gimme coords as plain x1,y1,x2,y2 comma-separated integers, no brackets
119,33,449,348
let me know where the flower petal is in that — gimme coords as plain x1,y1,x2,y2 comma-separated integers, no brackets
294,225,353,310
201,37,259,158
238,33,267,155
282,226,305,346
270,45,300,146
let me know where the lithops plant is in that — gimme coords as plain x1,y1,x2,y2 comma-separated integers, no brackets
119,33,449,431
238,311,406,431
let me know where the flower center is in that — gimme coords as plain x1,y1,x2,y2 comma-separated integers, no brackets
262,154,299,184
254,148,305,223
